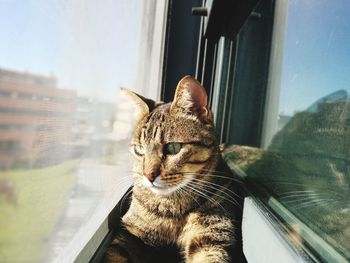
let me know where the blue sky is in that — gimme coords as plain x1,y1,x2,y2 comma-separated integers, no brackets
0,0,142,101
1,0,349,110
279,0,350,115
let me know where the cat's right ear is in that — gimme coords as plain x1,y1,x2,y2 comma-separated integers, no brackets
120,88,159,122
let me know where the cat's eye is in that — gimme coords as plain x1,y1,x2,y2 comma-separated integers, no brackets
134,144,145,156
164,142,182,155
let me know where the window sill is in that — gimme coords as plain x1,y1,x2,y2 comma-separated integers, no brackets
243,196,348,262
243,197,310,263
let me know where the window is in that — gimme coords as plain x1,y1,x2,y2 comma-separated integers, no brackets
3,0,349,261
257,0,350,260
189,0,350,261
0,1,143,262
205,0,350,261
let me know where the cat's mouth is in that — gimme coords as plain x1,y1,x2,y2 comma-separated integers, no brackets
142,176,172,195
142,175,190,196
142,176,162,187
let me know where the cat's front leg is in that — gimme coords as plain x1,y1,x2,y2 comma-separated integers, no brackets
104,227,151,263
104,236,129,263
179,213,235,263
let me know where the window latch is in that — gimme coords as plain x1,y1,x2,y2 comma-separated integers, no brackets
192,7,208,16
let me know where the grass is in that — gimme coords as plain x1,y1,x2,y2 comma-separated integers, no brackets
0,161,78,263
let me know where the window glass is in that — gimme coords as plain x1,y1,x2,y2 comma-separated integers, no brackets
0,1,141,262
225,0,350,261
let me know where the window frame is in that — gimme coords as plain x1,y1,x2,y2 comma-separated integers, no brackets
82,0,349,262
207,0,349,262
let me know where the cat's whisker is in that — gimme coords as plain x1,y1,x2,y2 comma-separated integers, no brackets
198,169,231,174
115,178,135,190
292,203,325,211
188,177,242,200
290,198,331,210
263,181,305,187
181,172,244,184
131,170,143,176
191,186,240,210
278,190,315,195
279,194,317,200
195,186,240,209
278,191,336,201
279,193,321,200
184,184,228,214
201,174,244,184
179,187,201,208
282,196,320,205
281,192,325,200
187,181,240,209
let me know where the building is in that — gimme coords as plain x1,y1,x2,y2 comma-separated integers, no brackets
0,68,76,168
69,96,118,158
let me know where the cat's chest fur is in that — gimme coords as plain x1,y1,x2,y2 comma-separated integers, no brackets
122,191,188,246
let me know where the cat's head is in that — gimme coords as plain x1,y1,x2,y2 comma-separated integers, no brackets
122,76,219,195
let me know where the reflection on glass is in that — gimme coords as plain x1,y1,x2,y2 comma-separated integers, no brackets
0,1,141,262
257,91,349,258
225,90,350,261
269,0,350,258
225,0,350,261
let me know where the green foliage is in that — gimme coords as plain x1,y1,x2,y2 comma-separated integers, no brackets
0,161,77,263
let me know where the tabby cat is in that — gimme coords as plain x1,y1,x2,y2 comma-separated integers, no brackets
104,76,245,263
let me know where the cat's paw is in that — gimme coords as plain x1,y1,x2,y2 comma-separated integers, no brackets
104,250,129,263
187,247,230,263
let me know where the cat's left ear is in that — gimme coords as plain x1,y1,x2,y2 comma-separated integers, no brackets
170,76,211,121
120,88,160,122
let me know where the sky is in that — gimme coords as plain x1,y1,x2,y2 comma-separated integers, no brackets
279,0,350,115
1,0,349,111
0,0,142,102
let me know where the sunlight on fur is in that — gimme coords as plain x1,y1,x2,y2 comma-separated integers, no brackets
104,76,245,263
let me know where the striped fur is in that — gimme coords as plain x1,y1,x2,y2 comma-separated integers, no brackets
105,76,244,263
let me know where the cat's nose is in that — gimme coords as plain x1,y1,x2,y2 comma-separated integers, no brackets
145,169,160,183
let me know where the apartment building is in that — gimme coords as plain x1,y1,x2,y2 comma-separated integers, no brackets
0,68,76,168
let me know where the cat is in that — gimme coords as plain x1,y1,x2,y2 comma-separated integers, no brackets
104,76,246,263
